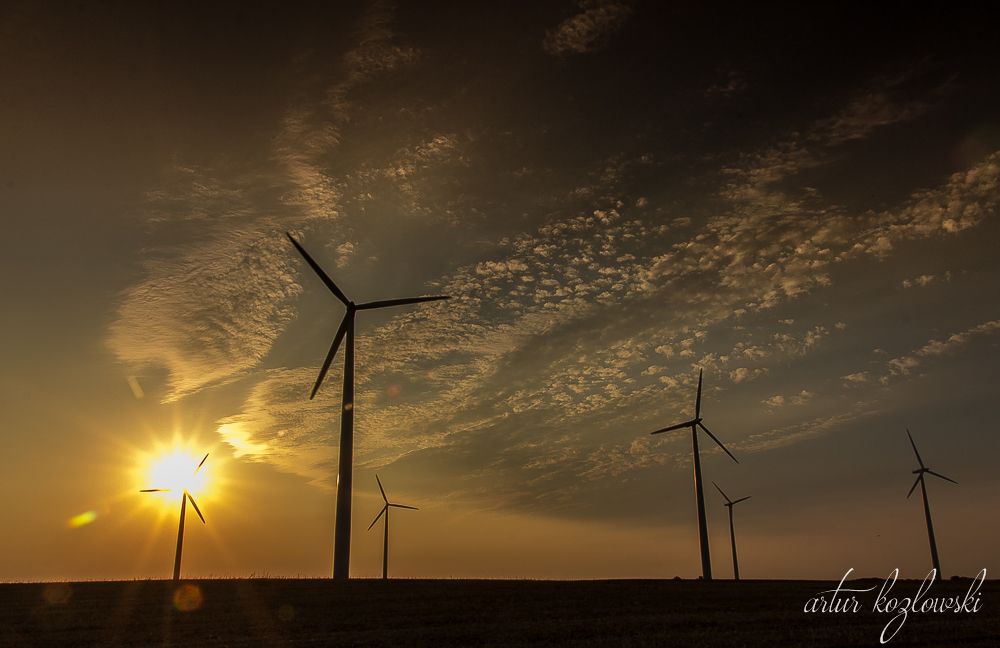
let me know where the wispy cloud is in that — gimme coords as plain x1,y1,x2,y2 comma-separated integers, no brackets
842,371,870,386
738,404,881,453
543,1,633,56
108,223,302,400
901,273,949,289
886,319,1000,378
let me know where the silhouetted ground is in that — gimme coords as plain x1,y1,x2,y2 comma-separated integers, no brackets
1,578,997,646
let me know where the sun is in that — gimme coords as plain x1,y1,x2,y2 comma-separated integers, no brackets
142,449,210,502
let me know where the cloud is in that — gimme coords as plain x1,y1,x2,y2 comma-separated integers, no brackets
729,367,767,384
762,390,812,410
851,154,1000,258
705,69,747,98
108,223,302,400
901,274,938,289
887,320,1000,377
762,395,785,409
738,405,880,453
543,1,633,56
793,390,814,405
335,242,356,268
842,371,870,386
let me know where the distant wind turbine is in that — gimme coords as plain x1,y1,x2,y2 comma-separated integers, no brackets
140,453,208,581
649,369,738,580
367,474,418,580
905,429,957,577
286,232,448,581
713,481,751,581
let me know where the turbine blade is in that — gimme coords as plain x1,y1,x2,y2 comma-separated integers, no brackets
698,421,738,463
906,428,926,469
906,475,921,498
650,420,697,435
367,506,387,531
310,315,350,400
186,493,206,524
389,504,418,510
356,295,450,310
733,496,752,504
695,369,703,418
927,470,958,485
376,474,387,503
286,233,351,306
194,453,209,475
712,481,732,504
139,488,169,492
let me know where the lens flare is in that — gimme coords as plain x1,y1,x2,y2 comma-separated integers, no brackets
172,584,203,612
67,510,98,529
42,583,72,605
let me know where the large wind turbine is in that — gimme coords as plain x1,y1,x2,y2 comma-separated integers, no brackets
905,429,957,577
649,369,738,580
713,481,751,581
367,474,418,580
286,232,448,581
140,453,209,581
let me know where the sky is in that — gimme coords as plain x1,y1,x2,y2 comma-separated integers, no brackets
2,1,999,581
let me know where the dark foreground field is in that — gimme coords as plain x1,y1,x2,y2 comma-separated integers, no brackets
1,578,997,647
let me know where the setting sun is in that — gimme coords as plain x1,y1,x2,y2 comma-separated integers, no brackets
141,450,210,502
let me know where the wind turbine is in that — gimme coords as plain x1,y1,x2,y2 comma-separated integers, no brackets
713,481,750,581
286,232,448,581
649,369,738,580
905,429,957,577
140,453,208,581
367,474,418,580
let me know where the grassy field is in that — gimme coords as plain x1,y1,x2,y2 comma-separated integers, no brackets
1,578,996,646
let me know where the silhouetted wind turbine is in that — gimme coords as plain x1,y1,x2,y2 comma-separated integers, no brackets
905,429,957,577
649,369,738,580
367,474,418,580
286,232,448,581
140,453,208,581
713,481,751,581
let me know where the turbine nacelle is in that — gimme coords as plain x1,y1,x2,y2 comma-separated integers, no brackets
286,232,450,400
905,429,958,497
713,481,751,508
647,370,737,463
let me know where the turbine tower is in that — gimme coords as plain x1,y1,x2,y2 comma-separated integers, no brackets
713,481,750,581
367,474,418,580
140,453,208,581
287,232,448,581
905,429,957,578
649,369,738,580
